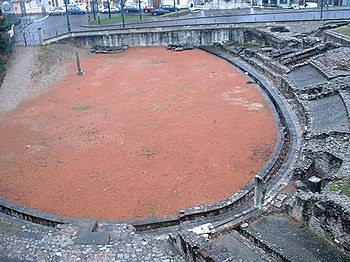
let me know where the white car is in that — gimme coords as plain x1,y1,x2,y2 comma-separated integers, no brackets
49,7,66,15
99,6,119,13
289,4,305,9
304,2,318,8
189,5,206,12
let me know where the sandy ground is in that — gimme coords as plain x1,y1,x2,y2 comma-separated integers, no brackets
0,45,276,221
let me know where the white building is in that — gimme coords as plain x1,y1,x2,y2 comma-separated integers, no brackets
207,0,250,9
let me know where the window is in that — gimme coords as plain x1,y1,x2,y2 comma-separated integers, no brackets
3,2,11,12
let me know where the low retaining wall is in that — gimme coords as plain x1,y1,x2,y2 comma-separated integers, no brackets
244,27,301,49
169,230,233,261
43,25,246,47
0,198,71,227
324,29,350,47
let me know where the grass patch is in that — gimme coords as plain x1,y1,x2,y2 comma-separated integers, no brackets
238,43,260,49
89,9,189,25
227,42,260,49
335,26,350,37
18,170,24,177
90,15,148,25
141,146,157,158
162,9,189,17
329,178,350,197
72,105,91,111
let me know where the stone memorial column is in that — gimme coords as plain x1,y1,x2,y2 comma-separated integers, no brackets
254,175,264,209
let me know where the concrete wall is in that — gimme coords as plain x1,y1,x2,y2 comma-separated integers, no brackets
44,25,245,47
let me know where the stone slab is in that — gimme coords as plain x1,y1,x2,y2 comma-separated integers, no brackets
306,94,350,133
288,64,328,89
212,231,276,261
74,230,110,245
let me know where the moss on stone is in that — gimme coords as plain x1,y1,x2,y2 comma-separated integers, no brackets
329,178,350,197
335,26,350,37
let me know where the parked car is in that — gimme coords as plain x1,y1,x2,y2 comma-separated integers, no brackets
143,5,155,12
289,4,305,9
49,7,66,15
150,8,170,15
189,5,206,12
159,4,179,12
124,5,140,12
67,5,86,14
99,6,119,13
75,3,88,12
304,2,318,8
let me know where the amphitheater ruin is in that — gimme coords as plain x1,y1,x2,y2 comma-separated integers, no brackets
0,19,350,261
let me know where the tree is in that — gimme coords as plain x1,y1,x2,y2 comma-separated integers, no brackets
0,16,12,85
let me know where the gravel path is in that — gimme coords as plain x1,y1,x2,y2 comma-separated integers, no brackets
0,44,91,115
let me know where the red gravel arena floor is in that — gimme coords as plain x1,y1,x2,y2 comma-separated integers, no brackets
0,47,277,221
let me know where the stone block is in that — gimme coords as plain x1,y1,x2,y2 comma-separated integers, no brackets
74,230,110,245
74,222,110,245
295,180,307,190
308,176,322,193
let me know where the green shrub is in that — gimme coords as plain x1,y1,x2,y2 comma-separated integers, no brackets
0,18,12,85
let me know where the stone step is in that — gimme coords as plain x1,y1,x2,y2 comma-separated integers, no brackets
238,213,350,262
74,221,111,245
242,56,280,81
212,230,277,261
219,44,284,80
282,42,341,68
254,52,289,74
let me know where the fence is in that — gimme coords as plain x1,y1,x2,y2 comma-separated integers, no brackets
12,26,40,46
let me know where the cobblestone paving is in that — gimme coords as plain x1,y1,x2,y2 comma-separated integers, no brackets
0,215,184,261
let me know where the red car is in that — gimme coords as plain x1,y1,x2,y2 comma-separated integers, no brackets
143,5,155,12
